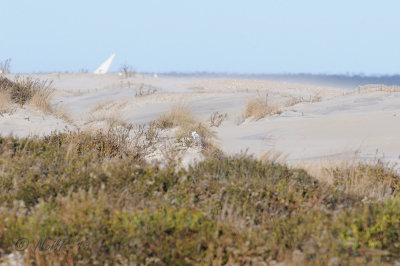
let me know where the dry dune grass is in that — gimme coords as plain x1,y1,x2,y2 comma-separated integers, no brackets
324,160,399,201
51,105,73,124
0,58,11,74
90,100,128,114
0,76,53,107
208,111,228,127
184,79,341,96
85,112,130,132
355,84,400,94
157,104,221,157
242,97,281,121
159,139,185,166
26,82,74,123
27,84,54,114
157,104,196,129
119,63,136,78
284,95,305,107
86,101,131,131
0,76,72,122
302,157,400,201
0,91,12,115
259,149,288,165
284,93,322,107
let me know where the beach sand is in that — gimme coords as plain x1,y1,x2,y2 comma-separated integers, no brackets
1,73,399,168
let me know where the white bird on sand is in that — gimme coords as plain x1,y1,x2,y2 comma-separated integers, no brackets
191,131,201,146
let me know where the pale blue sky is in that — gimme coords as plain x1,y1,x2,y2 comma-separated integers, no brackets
1,0,399,74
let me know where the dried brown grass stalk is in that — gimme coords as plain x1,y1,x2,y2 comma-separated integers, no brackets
208,111,228,127
0,91,12,115
119,64,136,78
157,105,221,157
304,157,400,201
0,58,11,73
159,140,184,166
324,160,399,201
28,85,54,114
242,97,281,121
0,76,55,114
0,76,74,122
157,104,195,129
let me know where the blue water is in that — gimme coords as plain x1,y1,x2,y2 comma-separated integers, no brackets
161,72,400,90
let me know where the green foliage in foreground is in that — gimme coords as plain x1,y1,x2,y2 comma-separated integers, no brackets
0,133,400,265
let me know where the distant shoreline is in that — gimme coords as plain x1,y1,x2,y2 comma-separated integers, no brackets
155,72,400,90
8,71,400,90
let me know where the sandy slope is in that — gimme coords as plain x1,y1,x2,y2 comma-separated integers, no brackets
0,105,73,138
1,73,399,168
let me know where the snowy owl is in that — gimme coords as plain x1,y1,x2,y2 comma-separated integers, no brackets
191,131,201,145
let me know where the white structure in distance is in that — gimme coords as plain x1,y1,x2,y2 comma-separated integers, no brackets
94,53,116,74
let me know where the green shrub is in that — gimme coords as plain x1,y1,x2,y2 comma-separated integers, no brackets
0,133,400,264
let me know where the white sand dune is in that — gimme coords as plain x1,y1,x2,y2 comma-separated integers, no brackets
0,105,74,138
1,73,399,168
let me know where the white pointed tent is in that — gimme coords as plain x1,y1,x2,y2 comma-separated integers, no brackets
94,53,115,74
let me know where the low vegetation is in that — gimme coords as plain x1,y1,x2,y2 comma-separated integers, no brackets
0,91,12,115
209,111,228,127
0,131,400,265
324,160,400,201
157,104,196,129
356,84,400,94
0,58,11,74
119,63,136,78
134,83,159,97
0,76,53,107
0,76,72,123
242,97,281,121
157,105,220,157
87,103,130,131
